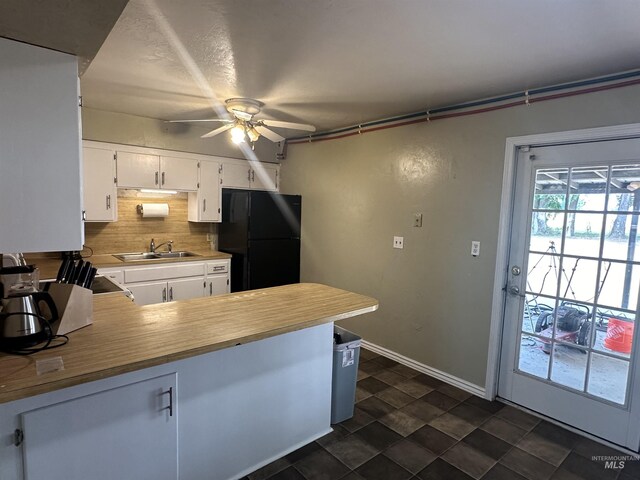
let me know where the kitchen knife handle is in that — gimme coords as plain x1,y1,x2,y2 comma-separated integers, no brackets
76,262,92,286
56,259,71,282
84,267,97,289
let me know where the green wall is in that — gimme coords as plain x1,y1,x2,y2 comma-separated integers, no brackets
280,84,640,388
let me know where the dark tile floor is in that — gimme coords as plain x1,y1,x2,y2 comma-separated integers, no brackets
244,349,640,480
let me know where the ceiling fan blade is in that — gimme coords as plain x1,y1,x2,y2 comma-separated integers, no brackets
259,119,316,132
166,118,233,123
254,126,285,142
201,123,234,138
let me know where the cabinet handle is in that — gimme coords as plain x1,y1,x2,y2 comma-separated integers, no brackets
213,266,224,271
162,387,173,417
82,210,86,221
251,170,255,182
162,287,167,302
155,172,159,185
203,198,206,212
209,282,212,295
106,194,111,210
247,168,251,181
169,286,173,301
161,171,165,185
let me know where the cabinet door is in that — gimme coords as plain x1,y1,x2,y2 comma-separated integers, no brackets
168,277,205,302
126,280,167,305
21,373,177,480
192,161,221,222
83,147,117,222
0,38,83,252
116,151,159,188
208,275,230,296
160,156,198,191
221,162,251,189
251,163,279,191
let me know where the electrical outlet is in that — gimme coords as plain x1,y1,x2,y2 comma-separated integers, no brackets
393,236,404,249
414,213,423,227
206,233,213,241
471,240,480,257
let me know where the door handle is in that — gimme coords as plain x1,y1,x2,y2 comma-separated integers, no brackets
162,287,167,302
169,286,173,301
162,387,173,417
203,198,206,212
155,171,159,185
161,171,165,185
209,282,212,295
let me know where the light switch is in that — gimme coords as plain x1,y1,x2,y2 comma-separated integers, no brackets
414,213,423,227
471,241,480,257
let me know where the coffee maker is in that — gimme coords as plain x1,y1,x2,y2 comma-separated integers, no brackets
0,263,58,350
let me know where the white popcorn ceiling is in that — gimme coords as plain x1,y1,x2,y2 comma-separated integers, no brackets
77,0,640,133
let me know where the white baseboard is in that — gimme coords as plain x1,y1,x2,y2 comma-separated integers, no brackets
361,340,486,398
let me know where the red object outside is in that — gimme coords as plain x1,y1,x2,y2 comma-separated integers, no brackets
604,318,634,354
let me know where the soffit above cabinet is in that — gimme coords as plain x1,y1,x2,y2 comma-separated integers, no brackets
0,0,129,74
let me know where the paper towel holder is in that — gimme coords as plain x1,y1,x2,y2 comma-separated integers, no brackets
136,203,170,217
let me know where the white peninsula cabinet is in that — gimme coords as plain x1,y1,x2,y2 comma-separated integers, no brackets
82,146,117,222
0,38,83,252
21,374,177,480
0,323,332,480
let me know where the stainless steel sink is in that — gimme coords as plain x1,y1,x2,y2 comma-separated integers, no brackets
113,251,200,261
155,251,200,259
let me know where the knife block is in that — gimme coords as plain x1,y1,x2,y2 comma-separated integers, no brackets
46,283,93,335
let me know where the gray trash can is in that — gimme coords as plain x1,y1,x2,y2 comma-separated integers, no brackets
331,326,362,424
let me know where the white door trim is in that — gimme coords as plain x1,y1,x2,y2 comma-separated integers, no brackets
485,122,640,400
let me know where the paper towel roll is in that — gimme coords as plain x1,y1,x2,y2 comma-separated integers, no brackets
141,203,169,218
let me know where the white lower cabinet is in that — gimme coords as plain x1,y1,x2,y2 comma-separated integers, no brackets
101,259,230,306
21,373,177,480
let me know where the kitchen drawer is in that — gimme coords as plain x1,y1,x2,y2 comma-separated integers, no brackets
98,268,124,285
206,261,228,275
124,263,205,283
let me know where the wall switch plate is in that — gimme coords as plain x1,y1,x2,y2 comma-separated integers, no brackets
414,213,423,227
393,236,404,249
471,240,480,257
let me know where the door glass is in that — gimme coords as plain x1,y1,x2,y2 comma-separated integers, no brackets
519,164,640,405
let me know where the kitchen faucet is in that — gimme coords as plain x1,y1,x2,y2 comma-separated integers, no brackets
149,239,173,253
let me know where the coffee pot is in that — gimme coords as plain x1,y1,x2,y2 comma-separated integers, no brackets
0,265,58,349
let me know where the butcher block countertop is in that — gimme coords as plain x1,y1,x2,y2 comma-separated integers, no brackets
0,283,378,404
25,250,232,280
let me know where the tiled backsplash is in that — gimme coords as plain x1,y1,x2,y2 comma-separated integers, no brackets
84,192,215,255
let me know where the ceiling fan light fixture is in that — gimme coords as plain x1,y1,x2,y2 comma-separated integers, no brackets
247,126,261,143
230,124,246,144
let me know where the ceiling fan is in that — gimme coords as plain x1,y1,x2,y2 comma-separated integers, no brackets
167,98,316,145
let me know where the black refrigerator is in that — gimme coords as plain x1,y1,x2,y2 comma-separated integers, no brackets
219,189,301,292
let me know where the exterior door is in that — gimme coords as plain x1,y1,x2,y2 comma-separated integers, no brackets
498,138,640,450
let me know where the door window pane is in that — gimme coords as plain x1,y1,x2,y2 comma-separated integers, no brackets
558,258,599,304
570,166,608,211
530,215,565,253
609,164,640,212
550,343,587,391
563,213,604,258
602,214,640,262
533,168,568,210
525,253,562,298
518,334,550,379
597,262,639,311
587,353,629,405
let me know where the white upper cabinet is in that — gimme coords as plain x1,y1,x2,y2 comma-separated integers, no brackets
221,162,251,189
0,38,83,252
251,163,279,191
116,151,160,189
116,151,198,191
83,147,117,222
188,160,222,222
221,161,279,191
160,155,198,191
